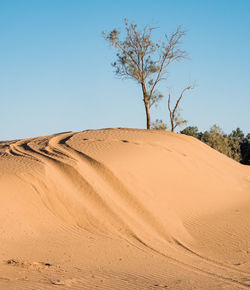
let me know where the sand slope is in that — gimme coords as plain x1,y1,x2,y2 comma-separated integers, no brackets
0,128,249,289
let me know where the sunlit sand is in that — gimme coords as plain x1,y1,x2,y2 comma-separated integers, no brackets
0,128,249,289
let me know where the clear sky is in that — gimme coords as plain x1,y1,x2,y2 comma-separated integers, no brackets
0,0,249,140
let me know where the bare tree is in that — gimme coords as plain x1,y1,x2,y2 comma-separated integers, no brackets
103,19,186,129
168,86,192,132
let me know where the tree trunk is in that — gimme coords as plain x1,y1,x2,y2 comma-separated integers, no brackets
170,113,174,132
171,119,174,132
144,100,151,129
141,83,151,129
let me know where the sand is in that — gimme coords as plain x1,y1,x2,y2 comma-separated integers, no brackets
0,128,249,289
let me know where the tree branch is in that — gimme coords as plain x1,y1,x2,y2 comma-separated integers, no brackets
172,86,191,116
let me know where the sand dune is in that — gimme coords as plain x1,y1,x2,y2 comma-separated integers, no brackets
0,128,249,289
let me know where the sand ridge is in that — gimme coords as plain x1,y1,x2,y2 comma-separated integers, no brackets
0,128,249,289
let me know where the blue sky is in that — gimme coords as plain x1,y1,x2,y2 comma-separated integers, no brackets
0,0,249,140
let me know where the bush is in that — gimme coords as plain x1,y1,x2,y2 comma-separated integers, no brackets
151,119,167,131
181,125,242,162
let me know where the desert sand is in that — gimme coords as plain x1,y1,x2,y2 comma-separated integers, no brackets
0,128,249,289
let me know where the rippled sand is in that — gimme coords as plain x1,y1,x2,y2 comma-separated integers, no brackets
0,128,249,289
